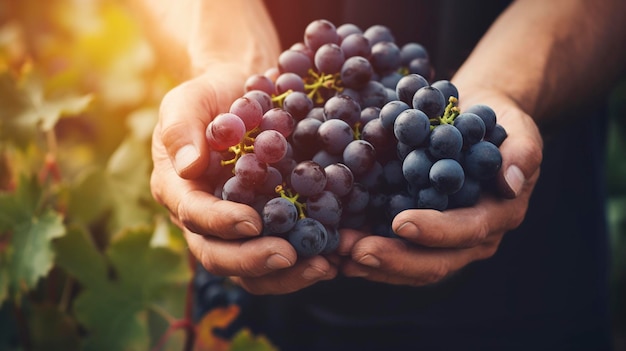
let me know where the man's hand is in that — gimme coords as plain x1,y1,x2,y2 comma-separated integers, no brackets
339,92,543,285
151,69,337,294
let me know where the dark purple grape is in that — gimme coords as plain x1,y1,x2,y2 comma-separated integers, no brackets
370,41,401,75
400,42,429,66
283,91,314,121
429,159,465,195
222,176,255,205
395,74,429,105
312,150,343,168
229,96,263,131
314,43,345,74
304,19,339,52
387,192,415,219
340,33,371,58
363,24,394,45
318,119,354,154
408,58,434,81
379,100,410,130
402,148,434,189
454,112,486,147
254,130,288,164
428,124,463,160
357,80,387,108
342,139,376,176
321,225,340,254
324,163,354,197
485,123,508,147
393,108,430,147
323,94,361,126
260,108,296,138
275,72,305,94
244,74,275,95
263,197,299,234
431,80,459,103
464,104,497,133
361,117,395,151
448,177,481,208
287,218,328,257
416,187,448,211
336,23,362,41
463,141,502,180
234,153,268,187
278,49,312,77
412,86,446,119
243,90,273,113
290,160,327,197
306,190,343,226
342,183,370,214
340,56,373,90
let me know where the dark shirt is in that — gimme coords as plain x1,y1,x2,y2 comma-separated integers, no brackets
236,1,613,350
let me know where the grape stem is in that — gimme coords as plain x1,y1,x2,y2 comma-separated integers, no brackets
430,96,460,130
220,130,257,168
304,69,343,104
275,184,307,219
271,89,293,108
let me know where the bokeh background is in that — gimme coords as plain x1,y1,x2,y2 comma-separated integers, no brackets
0,0,624,350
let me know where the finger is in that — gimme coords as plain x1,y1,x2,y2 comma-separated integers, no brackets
158,80,216,178
391,191,529,248
231,255,338,295
150,157,262,238
341,233,500,286
185,229,297,278
495,107,543,198
336,228,367,256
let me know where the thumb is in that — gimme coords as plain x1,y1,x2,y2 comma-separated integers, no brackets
158,73,242,179
493,105,543,199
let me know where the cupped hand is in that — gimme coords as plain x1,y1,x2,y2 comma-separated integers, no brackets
339,91,543,286
151,66,337,294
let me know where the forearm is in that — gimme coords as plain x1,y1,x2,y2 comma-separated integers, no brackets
129,0,281,79
452,0,626,123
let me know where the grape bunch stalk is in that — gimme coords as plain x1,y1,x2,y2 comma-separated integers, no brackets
203,19,508,258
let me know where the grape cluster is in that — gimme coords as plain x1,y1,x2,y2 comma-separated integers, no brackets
204,19,507,258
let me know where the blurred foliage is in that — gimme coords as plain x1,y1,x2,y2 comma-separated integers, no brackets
0,0,274,350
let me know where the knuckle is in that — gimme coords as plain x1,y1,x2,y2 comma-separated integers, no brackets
425,261,450,285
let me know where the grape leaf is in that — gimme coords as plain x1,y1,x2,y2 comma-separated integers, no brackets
230,328,279,351
54,225,190,351
0,175,66,304
194,305,241,351
0,67,92,149
28,303,82,351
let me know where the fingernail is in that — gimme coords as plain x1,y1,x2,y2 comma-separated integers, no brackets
302,266,326,280
395,222,419,238
174,144,199,172
505,165,525,197
358,254,381,268
265,253,293,270
235,220,260,236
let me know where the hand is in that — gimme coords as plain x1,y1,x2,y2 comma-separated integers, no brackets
151,66,337,294
338,91,543,286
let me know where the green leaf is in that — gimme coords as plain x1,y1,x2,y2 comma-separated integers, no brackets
53,225,107,290
229,328,279,351
56,226,190,351
0,174,40,229
0,175,66,304
10,210,65,294
0,67,92,149
28,303,81,351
